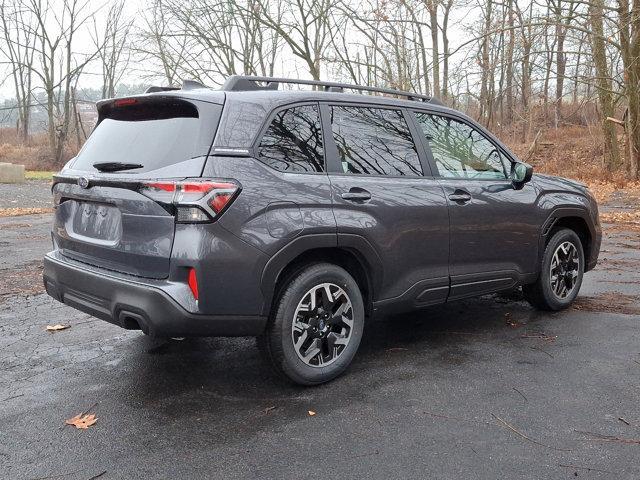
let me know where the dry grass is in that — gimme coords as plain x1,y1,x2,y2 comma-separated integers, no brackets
505,125,639,203
0,128,79,171
25,170,55,180
0,207,53,217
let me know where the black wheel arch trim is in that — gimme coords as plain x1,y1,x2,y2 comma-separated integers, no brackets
259,233,384,317
539,207,598,269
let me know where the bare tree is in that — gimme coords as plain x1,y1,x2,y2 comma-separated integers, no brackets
504,0,515,122
478,0,493,126
91,0,132,98
439,0,454,100
425,0,440,97
550,0,577,128
0,0,636,180
589,0,621,170
514,0,535,142
255,0,335,80
617,0,640,178
135,0,188,85
27,0,102,163
0,0,36,143
158,0,282,84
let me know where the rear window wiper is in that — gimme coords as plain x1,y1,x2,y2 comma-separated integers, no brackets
93,162,144,172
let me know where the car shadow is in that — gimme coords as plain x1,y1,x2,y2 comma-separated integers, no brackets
115,293,554,428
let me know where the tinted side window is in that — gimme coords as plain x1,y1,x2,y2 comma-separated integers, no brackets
414,113,509,180
330,106,422,176
258,105,324,173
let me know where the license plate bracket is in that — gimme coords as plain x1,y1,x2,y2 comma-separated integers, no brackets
70,201,122,244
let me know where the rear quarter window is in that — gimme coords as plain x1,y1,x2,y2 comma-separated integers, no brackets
257,105,324,173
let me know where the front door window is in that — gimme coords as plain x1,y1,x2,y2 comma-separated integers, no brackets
414,113,509,180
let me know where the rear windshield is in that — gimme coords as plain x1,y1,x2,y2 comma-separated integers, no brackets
72,99,220,173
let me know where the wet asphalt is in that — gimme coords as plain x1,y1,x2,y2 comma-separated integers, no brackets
0,184,639,480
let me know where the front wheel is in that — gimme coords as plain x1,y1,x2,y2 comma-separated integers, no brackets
259,263,365,386
523,228,584,311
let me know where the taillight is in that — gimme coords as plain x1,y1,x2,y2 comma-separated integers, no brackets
139,179,240,223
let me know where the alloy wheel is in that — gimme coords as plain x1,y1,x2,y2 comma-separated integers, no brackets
549,241,580,299
291,283,354,367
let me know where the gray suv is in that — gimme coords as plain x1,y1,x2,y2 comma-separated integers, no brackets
43,76,601,385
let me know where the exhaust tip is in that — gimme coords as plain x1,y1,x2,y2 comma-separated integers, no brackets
117,311,149,334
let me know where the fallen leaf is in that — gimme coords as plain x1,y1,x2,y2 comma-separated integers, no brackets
46,324,70,332
505,313,520,328
600,210,640,225
65,413,97,429
521,332,557,342
308,410,316,416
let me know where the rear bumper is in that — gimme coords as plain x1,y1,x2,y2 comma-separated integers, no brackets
43,252,267,337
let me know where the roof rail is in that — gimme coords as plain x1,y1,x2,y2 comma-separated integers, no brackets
221,75,443,105
144,85,180,93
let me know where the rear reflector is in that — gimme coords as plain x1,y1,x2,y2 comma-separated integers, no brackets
188,268,199,301
139,179,240,223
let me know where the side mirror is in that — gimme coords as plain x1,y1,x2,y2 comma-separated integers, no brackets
511,162,533,189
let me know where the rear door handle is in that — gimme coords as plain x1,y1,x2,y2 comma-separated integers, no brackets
448,190,472,203
341,188,372,202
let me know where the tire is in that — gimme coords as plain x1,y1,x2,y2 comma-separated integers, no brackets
259,263,365,386
523,228,585,311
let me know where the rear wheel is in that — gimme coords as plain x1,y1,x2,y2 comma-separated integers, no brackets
259,263,364,385
523,228,584,310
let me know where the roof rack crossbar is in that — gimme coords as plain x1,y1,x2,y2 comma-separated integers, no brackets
222,75,443,105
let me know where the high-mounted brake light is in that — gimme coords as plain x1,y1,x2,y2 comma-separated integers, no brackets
114,98,138,107
139,179,241,223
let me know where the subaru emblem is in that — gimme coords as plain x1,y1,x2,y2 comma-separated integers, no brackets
78,177,90,189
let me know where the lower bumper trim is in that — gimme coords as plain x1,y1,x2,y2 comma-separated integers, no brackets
43,252,267,337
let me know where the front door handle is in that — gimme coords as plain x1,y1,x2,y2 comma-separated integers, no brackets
341,188,372,202
448,190,472,203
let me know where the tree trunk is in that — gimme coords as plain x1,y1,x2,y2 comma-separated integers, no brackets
505,0,514,124
441,0,453,100
618,0,640,179
427,0,440,98
521,39,531,143
589,0,622,170
554,0,573,130
479,0,493,126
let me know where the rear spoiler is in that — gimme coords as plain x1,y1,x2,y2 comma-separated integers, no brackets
95,96,199,124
